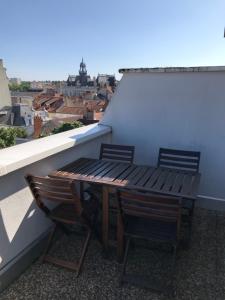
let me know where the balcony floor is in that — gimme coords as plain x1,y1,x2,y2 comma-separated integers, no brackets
1,208,225,300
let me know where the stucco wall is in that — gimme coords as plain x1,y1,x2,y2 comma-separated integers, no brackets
101,70,225,202
0,59,11,109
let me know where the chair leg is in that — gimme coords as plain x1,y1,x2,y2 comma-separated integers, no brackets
120,237,131,285
167,244,177,297
41,224,57,263
80,181,84,201
117,212,124,262
76,229,92,277
93,211,102,244
186,204,194,247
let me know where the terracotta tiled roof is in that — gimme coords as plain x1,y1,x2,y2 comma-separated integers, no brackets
45,97,63,106
56,106,87,115
84,100,108,112
33,93,64,112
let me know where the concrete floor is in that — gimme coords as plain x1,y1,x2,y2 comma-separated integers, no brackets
1,208,225,300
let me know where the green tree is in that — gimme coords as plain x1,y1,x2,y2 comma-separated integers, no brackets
52,121,83,134
8,81,31,92
14,127,27,138
20,81,30,91
0,127,28,149
0,128,17,149
9,83,20,91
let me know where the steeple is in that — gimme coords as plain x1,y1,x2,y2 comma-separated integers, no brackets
79,57,87,76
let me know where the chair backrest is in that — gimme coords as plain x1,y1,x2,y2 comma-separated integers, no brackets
117,189,181,237
99,143,135,164
157,148,200,173
25,174,82,216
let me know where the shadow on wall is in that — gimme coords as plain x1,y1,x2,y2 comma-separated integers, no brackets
0,163,53,272
0,200,48,271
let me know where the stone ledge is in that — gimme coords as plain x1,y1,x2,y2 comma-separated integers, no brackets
0,124,111,176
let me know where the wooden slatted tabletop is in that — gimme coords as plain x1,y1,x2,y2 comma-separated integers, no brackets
50,157,201,199
50,157,201,257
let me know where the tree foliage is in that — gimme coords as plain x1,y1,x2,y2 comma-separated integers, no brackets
14,127,27,138
0,127,27,149
9,81,31,92
52,121,83,134
0,128,17,148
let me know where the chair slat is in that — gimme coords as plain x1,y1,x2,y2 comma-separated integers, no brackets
120,190,179,205
120,198,180,211
101,155,133,162
159,161,198,171
122,204,180,217
35,189,74,202
122,209,178,223
160,155,199,163
159,148,200,157
29,176,72,187
30,182,71,193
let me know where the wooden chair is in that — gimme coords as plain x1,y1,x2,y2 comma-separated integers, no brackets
157,147,201,243
25,174,99,277
117,189,181,295
157,148,200,173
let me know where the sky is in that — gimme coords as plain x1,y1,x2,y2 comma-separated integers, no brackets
0,0,225,80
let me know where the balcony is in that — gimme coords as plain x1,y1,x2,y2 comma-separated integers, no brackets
1,66,225,298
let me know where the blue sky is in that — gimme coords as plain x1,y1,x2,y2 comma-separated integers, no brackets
0,0,225,80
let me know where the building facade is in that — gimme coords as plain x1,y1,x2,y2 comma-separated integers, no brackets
0,59,11,109
9,77,21,85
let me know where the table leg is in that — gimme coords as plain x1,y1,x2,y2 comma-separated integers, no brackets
102,185,109,253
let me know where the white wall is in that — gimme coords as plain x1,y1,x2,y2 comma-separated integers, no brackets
0,130,111,272
101,70,225,201
0,59,11,109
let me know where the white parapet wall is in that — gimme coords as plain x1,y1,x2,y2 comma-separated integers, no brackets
0,59,11,109
101,66,225,208
0,124,111,290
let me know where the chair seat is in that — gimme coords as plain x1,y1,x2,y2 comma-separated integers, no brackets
50,203,80,224
125,216,177,242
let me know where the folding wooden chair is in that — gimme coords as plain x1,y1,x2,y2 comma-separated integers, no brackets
25,174,99,277
157,147,200,242
117,189,182,295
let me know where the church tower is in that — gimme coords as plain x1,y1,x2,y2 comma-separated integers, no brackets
79,58,88,86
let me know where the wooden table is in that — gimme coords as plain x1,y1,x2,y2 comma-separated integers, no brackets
50,157,201,257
